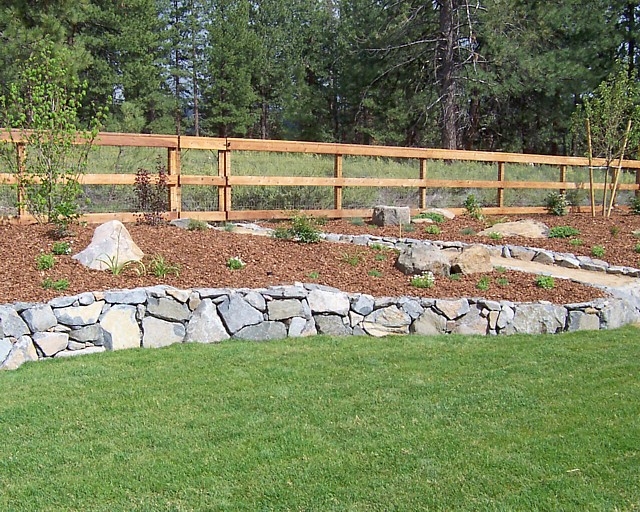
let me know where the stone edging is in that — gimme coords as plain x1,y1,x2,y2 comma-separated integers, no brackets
1,280,639,371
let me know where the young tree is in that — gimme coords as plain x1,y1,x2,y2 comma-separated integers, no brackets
0,42,105,233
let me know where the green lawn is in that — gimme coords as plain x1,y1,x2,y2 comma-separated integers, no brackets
1,327,639,511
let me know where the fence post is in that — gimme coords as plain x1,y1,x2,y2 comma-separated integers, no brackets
497,162,505,209
218,149,231,220
167,146,181,219
16,143,27,221
559,164,567,197
419,158,427,210
334,154,343,211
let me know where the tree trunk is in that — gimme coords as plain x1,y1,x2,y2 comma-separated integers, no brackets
437,0,458,150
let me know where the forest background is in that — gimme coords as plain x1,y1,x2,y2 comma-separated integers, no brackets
1,0,638,155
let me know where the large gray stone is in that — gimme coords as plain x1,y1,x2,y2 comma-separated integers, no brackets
54,301,104,327
104,288,147,304
504,304,567,334
32,332,69,357
234,321,287,341
21,304,57,333
395,245,450,276
243,291,266,311
477,219,549,239
54,346,106,358
68,324,105,344
267,299,306,321
147,296,190,322
0,336,38,370
73,220,144,270
450,245,493,275
450,307,488,335
0,338,12,363
314,315,352,336
142,317,185,348
434,299,470,320
568,311,600,332
217,293,264,334
100,305,141,350
288,317,317,337
372,205,411,226
185,299,229,343
307,289,350,316
0,306,30,338
350,294,375,316
362,306,411,337
600,299,637,329
411,309,447,335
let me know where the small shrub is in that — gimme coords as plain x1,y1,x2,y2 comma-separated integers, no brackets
134,163,169,226
374,253,387,261
460,227,476,236
410,271,435,289
548,226,581,238
149,255,180,278
36,253,55,270
223,222,235,232
415,212,445,223
424,225,441,235
610,225,620,237
368,269,383,277
401,224,415,233
341,252,360,266
52,241,71,255
591,245,605,258
464,194,484,220
629,196,640,215
496,276,509,286
41,278,69,291
447,273,462,281
569,238,584,246
485,217,507,227
369,243,385,251
633,230,640,238
634,243,640,253
545,192,569,216
487,231,502,241
495,266,506,273
308,271,319,279
226,256,246,270
187,219,209,231
271,212,322,243
476,276,491,291
535,275,555,289
350,217,365,226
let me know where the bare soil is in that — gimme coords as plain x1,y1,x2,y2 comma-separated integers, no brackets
4,211,635,305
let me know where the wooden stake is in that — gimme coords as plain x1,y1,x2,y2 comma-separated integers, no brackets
586,118,595,217
607,119,632,217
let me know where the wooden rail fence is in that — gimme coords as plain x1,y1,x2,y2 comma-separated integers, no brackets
2,130,640,224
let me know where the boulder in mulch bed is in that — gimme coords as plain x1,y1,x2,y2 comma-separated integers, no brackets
395,244,451,276
477,219,549,239
450,244,493,275
372,205,411,226
73,220,144,270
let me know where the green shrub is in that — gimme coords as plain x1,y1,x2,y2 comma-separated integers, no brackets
35,253,55,270
487,231,502,240
149,255,180,278
308,271,319,279
341,253,360,266
630,196,640,215
610,225,620,237
591,245,605,258
374,253,386,261
349,217,365,226
535,275,555,289
52,241,71,255
271,212,322,243
447,273,462,281
496,277,509,286
226,256,246,270
410,271,435,288
569,238,584,246
548,226,581,238
424,225,441,235
415,212,445,223
187,219,209,231
41,278,69,291
367,269,383,277
545,192,569,216
460,227,476,236
463,194,484,220
476,276,491,291
634,243,640,253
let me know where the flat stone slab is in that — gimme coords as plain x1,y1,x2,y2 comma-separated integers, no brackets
477,219,549,239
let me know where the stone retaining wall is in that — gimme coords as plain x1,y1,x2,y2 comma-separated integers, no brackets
1,282,639,371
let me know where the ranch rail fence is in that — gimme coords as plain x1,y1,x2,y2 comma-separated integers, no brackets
2,130,640,224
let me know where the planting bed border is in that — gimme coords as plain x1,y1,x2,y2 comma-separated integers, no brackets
1,231,639,371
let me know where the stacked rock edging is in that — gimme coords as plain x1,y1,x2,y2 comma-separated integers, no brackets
1,281,638,371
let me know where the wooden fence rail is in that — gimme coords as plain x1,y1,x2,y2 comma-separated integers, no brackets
2,129,640,224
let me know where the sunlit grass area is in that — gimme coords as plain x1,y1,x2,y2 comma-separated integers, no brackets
1,327,639,511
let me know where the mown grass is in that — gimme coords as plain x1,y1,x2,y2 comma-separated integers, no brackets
1,327,639,511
